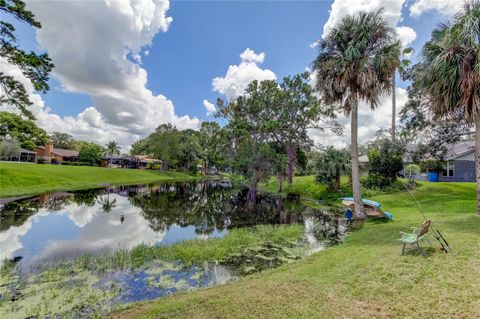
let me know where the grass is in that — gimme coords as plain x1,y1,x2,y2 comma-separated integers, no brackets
109,179,480,319
0,162,202,198
50,224,305,272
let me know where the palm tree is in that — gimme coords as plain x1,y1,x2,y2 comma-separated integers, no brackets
313,10,398,219
316,147,351,192
97,193,117,213
391,46,413,142
416,0,480,214
104,141,121,157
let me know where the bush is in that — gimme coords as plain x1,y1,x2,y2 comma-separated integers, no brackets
363,173,392,189
419,160,444,173
37,158,47,164
79,143,103,165
61,161,95,166
51,158,59,165
405,164,421,181
367,139,404,183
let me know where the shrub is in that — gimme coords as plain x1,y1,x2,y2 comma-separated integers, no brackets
79,143,103,165
419,160,444,173
367,139,404,184
315,147,351,192
363,173,392,189
37,158,47,164
405,164,421,181
51,158,59,165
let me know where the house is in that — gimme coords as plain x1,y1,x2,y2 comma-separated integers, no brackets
0,148,37,162
438,141,475,182
35,143,79,163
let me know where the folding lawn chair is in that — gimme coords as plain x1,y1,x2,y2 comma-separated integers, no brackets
399,219,432,257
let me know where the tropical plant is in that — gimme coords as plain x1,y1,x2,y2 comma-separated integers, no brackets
315,147,351,192
97,193,117,213
104,141,121,157
0,0,54,119
312,10,398,218
415,0,480,214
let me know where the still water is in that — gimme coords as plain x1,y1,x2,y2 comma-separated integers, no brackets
0,181,351,318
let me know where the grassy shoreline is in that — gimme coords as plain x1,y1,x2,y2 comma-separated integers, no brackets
0,162,208,198
109,180,480,319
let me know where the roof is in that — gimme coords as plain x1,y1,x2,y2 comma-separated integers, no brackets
20,148,37,154
444,141,475,160
37,146,79,157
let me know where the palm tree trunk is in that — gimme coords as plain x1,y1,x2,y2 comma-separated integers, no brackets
476,118,480,216
351,99,366,219
391,72,396,142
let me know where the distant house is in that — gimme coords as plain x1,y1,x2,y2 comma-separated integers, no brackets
101,155,161,169
0,148,37,162
362,141,476,182
438,141,475,182
35,143,79,163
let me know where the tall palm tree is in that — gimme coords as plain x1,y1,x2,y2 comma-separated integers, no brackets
104,141,121,157
417,0,480,214
313,10,398,219
391,46,413,142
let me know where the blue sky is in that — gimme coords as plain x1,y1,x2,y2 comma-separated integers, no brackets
2,0,464,148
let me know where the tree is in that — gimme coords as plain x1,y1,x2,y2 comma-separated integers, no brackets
0,111,47,149
130,138,149,156
315,147,351,192
0,137,20,160
104,141,121,157
367,138,404,183
391,46,413,142
50,132,74,150
0,0,54,119
216,80,276,203
313,10,398,219
267,72,340,187
415,0,480,214
198,121,225,174
78,142,103,165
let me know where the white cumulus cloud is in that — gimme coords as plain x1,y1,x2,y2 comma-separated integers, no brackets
203,99,216,115
321,0,417,47
308,87,408,148
212,48,276,100
1,0,200,148
409,0,463,17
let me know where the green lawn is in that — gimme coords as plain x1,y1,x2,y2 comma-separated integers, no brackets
0,162,198,198
109,179,480,319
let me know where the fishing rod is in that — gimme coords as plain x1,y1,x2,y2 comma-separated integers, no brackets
405,186,451,253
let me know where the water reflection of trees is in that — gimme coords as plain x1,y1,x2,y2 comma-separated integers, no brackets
128,182,306,235
0,200,40,231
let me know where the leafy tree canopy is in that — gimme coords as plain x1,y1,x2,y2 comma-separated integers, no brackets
49,132,75,150
0,0,54,119
78,142,103,165
0,111,47,149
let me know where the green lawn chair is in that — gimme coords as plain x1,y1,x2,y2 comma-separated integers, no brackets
399,219,432,257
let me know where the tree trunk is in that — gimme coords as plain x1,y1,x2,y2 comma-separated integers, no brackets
247,184,257,207
392,72,396,142
287,147,296,187
476,118,480,216
351,99,366,219
278,173,283,193
334,176,340,192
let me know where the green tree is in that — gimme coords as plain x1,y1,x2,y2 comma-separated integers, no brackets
104,141,121,157
0,111,47,149
50,132,75,150
198,121,224,174
217,80,276,202
367,138,404,183
415,0,480,214
267,72,340,187
315,147,351,192
0,0,54,119
79,142,103,165
313,10,398,219
0,137,20,160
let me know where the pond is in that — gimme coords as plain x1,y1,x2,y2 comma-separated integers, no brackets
0,181,354,318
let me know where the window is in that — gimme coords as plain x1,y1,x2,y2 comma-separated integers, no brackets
443,161,454,177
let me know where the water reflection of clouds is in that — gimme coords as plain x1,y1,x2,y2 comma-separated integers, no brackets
0,194,166,266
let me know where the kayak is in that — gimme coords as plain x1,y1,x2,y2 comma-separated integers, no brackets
340,197,393,220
